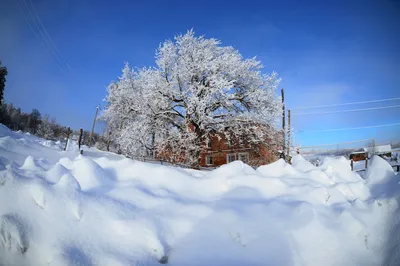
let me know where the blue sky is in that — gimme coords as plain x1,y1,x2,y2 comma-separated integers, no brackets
1,0,399,147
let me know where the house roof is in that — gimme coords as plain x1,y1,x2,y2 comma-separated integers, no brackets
350,151,368,155
363,144,392,153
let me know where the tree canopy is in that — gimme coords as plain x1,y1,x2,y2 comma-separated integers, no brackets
102,30,282,165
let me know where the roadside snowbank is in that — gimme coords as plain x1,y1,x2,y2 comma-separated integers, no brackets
0,124,399,265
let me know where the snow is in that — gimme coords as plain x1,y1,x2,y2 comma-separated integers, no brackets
0,124,399,265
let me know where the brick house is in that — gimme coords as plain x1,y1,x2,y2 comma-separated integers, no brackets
156,122,281,168
199,130,278,168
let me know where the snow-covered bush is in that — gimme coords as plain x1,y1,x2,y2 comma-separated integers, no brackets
37,115,56,140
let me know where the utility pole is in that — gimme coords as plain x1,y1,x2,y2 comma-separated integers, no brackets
89,106,99,148
281,88,286,158
64,127,70,151
287,109,291,158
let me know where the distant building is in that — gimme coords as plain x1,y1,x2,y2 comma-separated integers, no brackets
363,144,392,158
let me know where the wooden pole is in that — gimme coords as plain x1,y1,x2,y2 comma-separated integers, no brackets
78,128,83,149
350,159,354,171
106,132,111,152
64,127,70,151
287,109,291,158
281,88,285,158
365,157,368,169
89,107,99,148
78,128,83,154
372,138,376,156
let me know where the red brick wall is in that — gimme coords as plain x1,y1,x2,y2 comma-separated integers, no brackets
156,128,278,168
199,134,276,168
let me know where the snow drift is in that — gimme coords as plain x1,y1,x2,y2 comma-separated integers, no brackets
0,124,399,265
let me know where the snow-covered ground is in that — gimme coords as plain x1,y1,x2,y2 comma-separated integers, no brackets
0,124,399,266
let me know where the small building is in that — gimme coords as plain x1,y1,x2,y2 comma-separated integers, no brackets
349,151,368,162
199,137,276,168
156,122,281,168
199,127,279,168
363,144,392,158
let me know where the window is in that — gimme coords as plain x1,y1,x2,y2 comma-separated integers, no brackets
227,153,236,163
206,155,213,165
225,136,233,147
228,138,233,146
238,153,249,164
207,141,212,149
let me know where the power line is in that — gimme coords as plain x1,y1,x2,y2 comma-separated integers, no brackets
16,0,69,72
298,138,374,149
297,122,400,133
292,97,400,111
293,104,400,116
21,0,55,57
15,0,65,72
27,0,70,70
15,0,41,42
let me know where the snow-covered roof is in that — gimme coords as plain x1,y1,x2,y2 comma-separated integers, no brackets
363,144,392,153
350,151,368,154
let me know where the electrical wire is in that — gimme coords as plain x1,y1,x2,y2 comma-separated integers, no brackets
292,97,400,111
298,138,374,149
296,122,400,133
293,105,400,116
27,0,70,70
16,0,69,72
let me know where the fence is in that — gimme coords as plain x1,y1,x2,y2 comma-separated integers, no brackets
297,139,400,173
125,155,193,169
297,138,375,162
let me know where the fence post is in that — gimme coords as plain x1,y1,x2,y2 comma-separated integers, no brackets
350,159,354,171
78,128,83,154
365,157,368,169
64,127,70,151
78,128,83,149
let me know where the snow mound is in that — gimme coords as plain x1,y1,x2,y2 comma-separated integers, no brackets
365,155,395,185
291,154,315,172
365,156,399,198
55,173,81,191
320,156,362,183
20,156,45,171
209,160,258,178
257,158,298,177
45,163,70,184
0,124,399,265
71,156,110,191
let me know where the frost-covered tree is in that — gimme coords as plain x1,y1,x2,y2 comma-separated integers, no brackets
27,109,41,134
102,30,282,166
37,114,56,139
0,61,7,106
10,107,21,130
